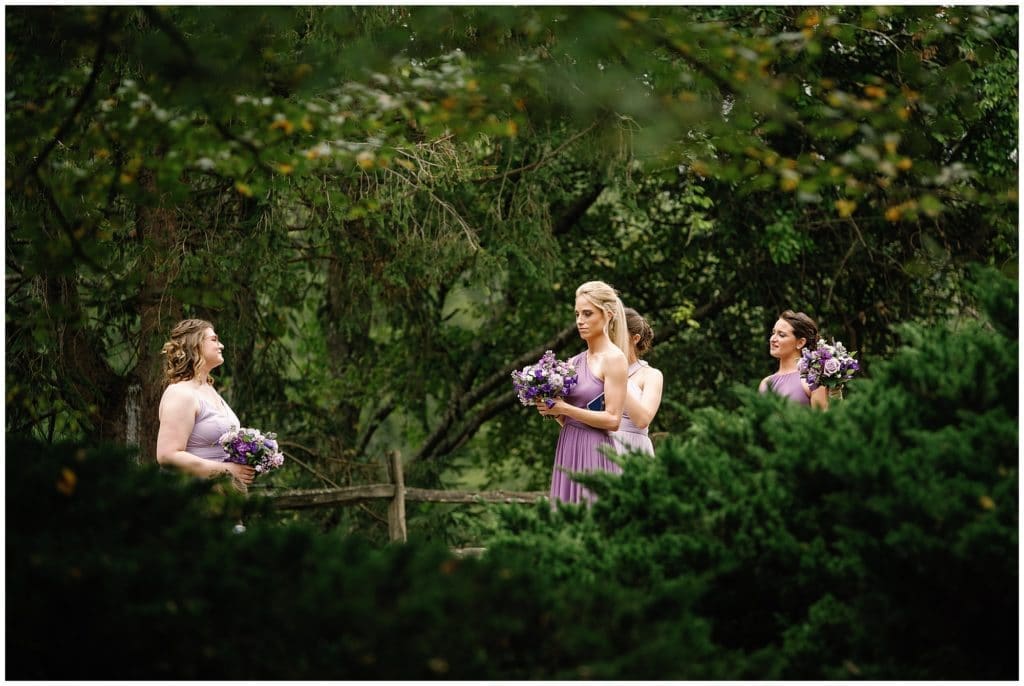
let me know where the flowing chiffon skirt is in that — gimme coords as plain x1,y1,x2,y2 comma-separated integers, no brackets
549,419,622,505
610,428,654,456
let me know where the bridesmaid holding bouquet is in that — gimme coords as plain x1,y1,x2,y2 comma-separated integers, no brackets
156,319,256,491
758,310,829,409
536,281,629,505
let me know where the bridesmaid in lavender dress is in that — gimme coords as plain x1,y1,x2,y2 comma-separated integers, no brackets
610,308,663,456
758,310,829,409
156,319,255,491
536,281,629,505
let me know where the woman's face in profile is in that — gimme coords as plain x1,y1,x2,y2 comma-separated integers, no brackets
769,319,802,360
575,295,607,341
200,327,225,370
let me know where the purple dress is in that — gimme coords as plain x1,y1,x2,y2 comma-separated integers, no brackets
186,395,240,461
611,361,655,456
762,370,810,405
549,351,622,505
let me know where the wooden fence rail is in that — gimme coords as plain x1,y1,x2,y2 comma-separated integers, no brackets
264,452,546,543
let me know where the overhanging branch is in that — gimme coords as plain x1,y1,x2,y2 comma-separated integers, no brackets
21,8,113,188
415,323,577,462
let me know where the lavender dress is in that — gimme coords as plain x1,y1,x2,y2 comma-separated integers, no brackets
186,395,240,461
549,351,622,505
762,370,810,405
611,361,655,456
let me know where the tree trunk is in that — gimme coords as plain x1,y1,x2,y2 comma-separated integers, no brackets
323,221,375,444
42,274,129,445
133,167,183,463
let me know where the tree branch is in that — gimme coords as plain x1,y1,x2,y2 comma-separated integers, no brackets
611,7,738,99
140,6,198,64
551,182,606,237
944,107,998,165
436,390,519,458
475,119,603,184
21,7,113,188
31,171,104,272
282,450,343,489
653,281,742,347
414,324,577,462
410,170,603,463
354,399,396,457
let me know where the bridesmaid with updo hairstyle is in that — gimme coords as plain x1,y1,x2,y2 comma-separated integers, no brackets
758,309,829,409
155,319,255,490
609,307,663,456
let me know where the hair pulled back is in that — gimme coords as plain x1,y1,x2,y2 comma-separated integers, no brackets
624,307,655,358
779,310,818,351
576,281,629,354
161,318,215,386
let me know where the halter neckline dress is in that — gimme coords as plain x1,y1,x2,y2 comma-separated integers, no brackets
763,370,810,405
186,394,240,460
548,350,623,505
610,360,655,456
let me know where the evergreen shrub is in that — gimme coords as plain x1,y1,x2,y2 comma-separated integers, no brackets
6,269,1017,679
491,267,1018,679
5,439,730,679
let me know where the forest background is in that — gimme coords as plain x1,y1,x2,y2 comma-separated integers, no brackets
6,6,1018,543
5,5,1019,680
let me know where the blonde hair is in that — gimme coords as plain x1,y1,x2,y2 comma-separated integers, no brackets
576,281,629,354
161,318,215,386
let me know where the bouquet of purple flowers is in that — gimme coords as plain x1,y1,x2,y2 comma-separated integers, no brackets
218,427,285,475
798,338,860,392
511,350,578,408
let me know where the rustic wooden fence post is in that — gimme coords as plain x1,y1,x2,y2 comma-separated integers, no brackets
386,451,407,543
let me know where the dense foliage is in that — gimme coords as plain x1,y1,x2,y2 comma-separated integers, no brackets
491,268,1018,679
7,270,1016,679
7,9,1017,527
6,7,1017,677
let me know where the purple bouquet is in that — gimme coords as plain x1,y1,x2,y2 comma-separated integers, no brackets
511,350,578,408
218,427,285,475
798,338,860,391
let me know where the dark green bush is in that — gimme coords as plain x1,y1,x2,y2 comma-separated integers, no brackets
5,438,733,679
491,268,1018,679
7,269,1016,679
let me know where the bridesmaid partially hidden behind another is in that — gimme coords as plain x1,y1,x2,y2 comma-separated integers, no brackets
759,310,829,410
610,308,663,456
536,281,629,505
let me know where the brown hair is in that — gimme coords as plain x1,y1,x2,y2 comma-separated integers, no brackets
624,307,654,357
161,319,215,386
779,310,818,351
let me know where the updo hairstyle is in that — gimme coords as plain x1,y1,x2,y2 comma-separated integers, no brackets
624,307,655,358
779,310,819,352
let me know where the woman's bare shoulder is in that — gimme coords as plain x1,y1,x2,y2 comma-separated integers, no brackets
160,382,199,410
162,380,197,396
634,364,662,391
602,346,628,364
642,364,663,380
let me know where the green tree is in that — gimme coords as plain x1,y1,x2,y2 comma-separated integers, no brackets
6,269,1015,679
6,7,1017,541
